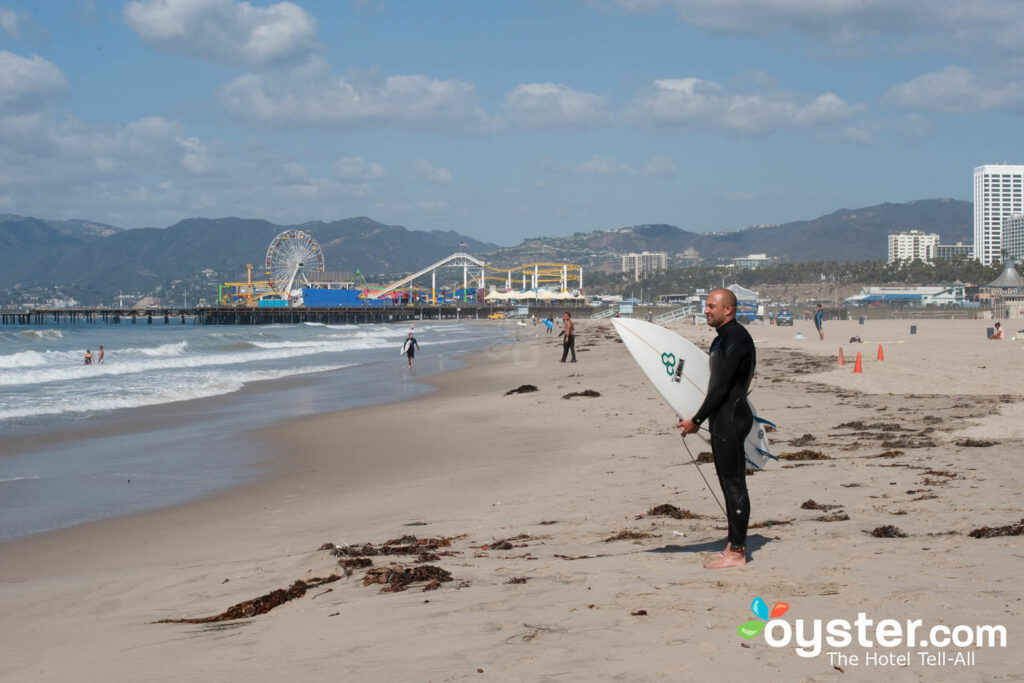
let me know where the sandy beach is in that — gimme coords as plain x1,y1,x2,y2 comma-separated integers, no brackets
1,315,1021,682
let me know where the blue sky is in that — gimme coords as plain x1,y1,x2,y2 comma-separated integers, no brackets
1,1,1023,244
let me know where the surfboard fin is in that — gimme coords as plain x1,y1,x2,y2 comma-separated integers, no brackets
755,447,779,461
753,416,777,428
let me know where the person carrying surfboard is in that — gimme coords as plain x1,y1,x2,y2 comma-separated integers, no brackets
678,288,756,569
402,332,420,370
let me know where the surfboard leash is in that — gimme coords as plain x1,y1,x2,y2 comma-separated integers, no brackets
680,434,727,517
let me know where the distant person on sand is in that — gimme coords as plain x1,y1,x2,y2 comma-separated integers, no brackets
402,332,420,369
989,322,1004,340
560,312,576,363
546,316,555,334
84,350,93,365
678,288,756,569
97,346,104,364
814,304,824,341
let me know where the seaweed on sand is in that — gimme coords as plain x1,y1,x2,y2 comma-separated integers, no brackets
155,576,341,623
968,519,1024,538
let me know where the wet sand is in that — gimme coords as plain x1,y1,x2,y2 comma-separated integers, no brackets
0,317,1021,681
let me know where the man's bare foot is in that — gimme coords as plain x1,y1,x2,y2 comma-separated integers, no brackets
704,549,747,569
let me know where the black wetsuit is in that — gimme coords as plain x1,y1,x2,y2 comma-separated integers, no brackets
403,337,419,358
692,319,756,551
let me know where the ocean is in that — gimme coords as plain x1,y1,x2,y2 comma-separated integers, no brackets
0,319,514,542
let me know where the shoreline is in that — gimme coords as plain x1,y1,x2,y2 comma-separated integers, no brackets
1,317,1021,681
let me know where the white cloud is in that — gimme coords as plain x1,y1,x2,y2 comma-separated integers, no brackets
886,65,1024,115
124,0,317,67
624,77,865,135
333,156,387,181
607,0,1024,57
502,82,610,129
221,58,493,130
0,7,19,36
641,156,676,177
412,159,451,185
0,51,68,112
554,155,677,177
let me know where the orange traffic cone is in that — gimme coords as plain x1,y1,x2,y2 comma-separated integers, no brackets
876,344,884,361
852,351,863,373
838,347,845,366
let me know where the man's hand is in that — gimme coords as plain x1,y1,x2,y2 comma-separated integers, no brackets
677,418,700,436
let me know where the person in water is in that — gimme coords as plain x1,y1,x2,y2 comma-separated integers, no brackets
84,350,93,365
97,345,104,364
678,289,756,569
402,332,420,369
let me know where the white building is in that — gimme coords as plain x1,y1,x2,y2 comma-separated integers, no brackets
621,251,668,281
936,241,973,261
887,230,939,264
1002,215,1024,262
844,284,965,307
733,253,770,269
974,165,1024,266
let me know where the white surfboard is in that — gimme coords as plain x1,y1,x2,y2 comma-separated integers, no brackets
612,318,775,470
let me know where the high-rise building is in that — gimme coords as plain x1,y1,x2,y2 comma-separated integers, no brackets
621,251,667,281
1002,215,1024,262
888,230,939,264
974,165,1024,265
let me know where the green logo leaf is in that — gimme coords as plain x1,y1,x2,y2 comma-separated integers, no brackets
737,620,765,639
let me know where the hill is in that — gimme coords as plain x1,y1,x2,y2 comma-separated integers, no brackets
485,199,971,271
0,199,973,305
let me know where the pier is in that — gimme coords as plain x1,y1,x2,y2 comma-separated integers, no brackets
0,304,581,326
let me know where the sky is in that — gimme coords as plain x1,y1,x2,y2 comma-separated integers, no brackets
1,1,1023,245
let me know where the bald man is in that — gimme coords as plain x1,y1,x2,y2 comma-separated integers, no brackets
678,289,756,569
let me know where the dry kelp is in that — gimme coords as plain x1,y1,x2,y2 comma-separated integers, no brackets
643,503,704,520
866,525,907,538
604,529,656,542
968,519,1024,538
778,450,830,461
801,499,841,511
956,438,996,447
562,390,601,399
155,576,340,624
363,565,453,592
505,384,538,396
327,535,454,558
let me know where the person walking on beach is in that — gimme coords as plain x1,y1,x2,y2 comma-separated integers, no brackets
97,346,104,364
546,316,554,334
560,311,576,363
402,332,420,369
84,350,93,365
678,289,756,569
814,304,825,341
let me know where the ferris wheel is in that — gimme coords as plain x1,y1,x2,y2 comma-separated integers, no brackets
265,230,325,295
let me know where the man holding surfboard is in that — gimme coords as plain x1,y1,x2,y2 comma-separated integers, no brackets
678,289,756,569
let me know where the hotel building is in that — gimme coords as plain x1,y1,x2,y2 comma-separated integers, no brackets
974,165,1024,265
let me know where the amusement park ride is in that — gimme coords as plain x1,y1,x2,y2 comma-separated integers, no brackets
219,230,583,307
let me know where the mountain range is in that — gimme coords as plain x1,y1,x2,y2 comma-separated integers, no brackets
0,198,973,303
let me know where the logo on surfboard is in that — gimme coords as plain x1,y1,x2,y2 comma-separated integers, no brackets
660,352,684,382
